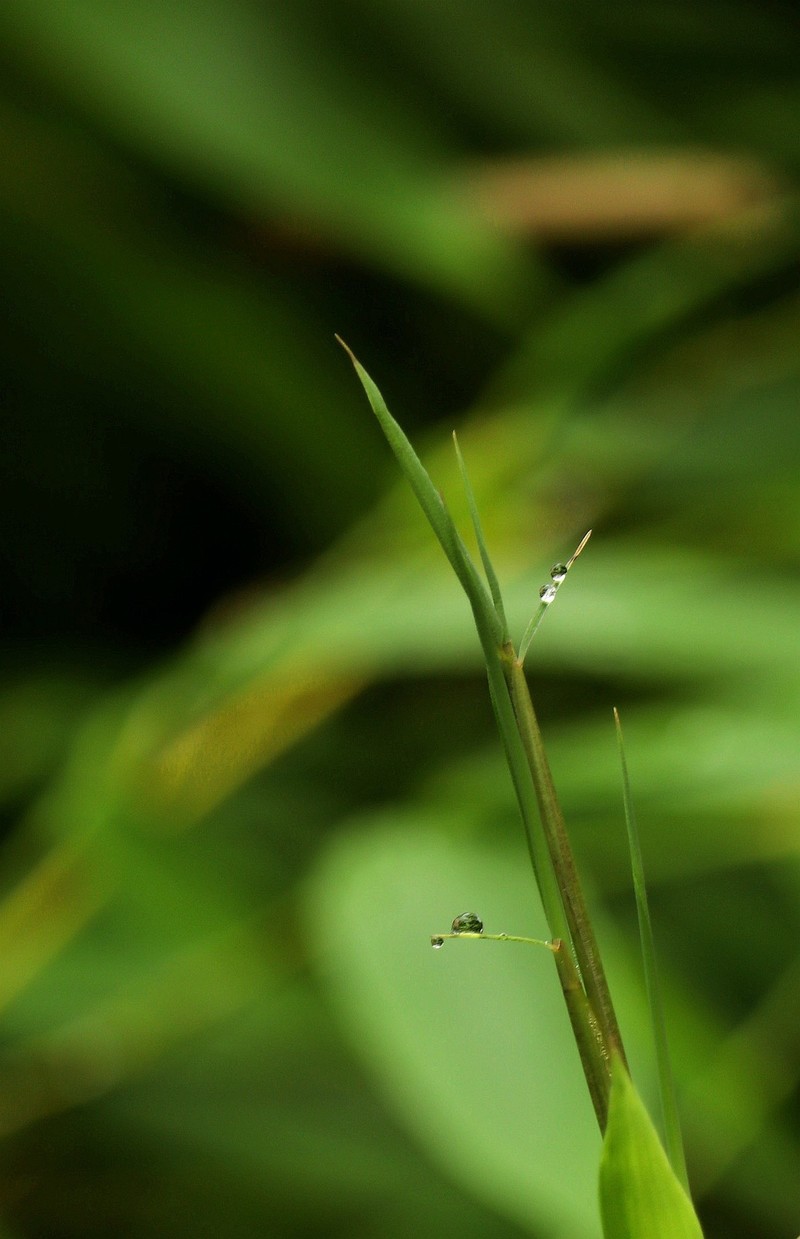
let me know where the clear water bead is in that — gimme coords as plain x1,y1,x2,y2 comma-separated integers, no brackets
451,912,484,935
431,936,444,949
550,563,568,583
539,583,557,604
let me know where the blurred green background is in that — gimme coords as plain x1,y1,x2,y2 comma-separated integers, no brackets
1,2,800,1236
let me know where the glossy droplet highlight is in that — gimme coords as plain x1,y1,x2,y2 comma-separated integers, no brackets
451,912,484,935
539,583,557,604
431,936,444,949
550,562,568,583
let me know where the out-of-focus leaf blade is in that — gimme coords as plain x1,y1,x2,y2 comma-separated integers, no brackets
0,0,538,322
305,819,606,1237
614,709,687,1186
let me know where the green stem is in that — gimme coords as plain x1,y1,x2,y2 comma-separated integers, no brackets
504,648,627,1071
484,656,570,947
551,939,612,1130
476,625,621,1133
482,648,616,1130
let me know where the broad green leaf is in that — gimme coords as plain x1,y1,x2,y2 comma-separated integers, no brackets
306,818,606,1237
599,1059,703,1239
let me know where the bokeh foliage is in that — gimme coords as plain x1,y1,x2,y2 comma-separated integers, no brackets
1,2,800,1236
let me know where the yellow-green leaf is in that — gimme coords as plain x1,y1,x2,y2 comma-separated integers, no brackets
599,1059,703,1239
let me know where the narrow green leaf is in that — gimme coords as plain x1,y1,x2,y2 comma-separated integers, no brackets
336,338,502,649
517,598,550,665
452,430,508,639
614,708,689,1189
599,1059,703,1239
518,530,592,665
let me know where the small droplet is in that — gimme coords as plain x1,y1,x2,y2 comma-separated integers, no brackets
451,912,484,935
431,936,444,949
550,562,568,583
539,583,557,604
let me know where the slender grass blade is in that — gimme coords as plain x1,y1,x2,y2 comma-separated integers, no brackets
614,707,689,1190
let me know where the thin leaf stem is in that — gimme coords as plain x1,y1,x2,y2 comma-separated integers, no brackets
430,931,558,948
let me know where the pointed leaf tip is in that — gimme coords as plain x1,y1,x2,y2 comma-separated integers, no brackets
567,529,593,569
334,333,356,363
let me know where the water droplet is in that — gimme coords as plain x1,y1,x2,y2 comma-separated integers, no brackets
431,936,444,949
451,912,483,935
539,583,557,604
550,562,568,583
